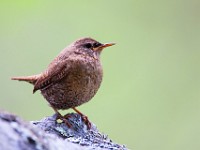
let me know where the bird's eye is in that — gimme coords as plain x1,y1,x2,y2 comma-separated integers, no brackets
93,43,102,48
84,43,92,49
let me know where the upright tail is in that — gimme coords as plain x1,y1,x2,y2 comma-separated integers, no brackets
11,75,39,84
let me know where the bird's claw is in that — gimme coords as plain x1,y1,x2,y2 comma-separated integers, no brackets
80,114,91,129
56,113,72,128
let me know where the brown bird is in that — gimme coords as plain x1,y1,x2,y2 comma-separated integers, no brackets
11,37,115,129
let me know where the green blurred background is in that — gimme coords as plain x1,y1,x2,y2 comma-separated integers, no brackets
1,0,200,149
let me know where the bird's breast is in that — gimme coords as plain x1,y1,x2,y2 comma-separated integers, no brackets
41,57,103,109
69,58,103,93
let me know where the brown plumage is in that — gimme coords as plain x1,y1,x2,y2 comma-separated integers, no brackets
11,37,115,129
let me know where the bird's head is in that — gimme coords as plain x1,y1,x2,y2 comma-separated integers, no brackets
72,37,115,59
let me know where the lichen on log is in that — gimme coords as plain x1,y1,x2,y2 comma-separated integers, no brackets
0,111,127,150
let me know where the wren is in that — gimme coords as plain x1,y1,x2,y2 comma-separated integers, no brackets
12,37,115,129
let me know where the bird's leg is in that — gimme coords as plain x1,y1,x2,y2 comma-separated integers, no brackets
51,106,72,128
72,107,91,129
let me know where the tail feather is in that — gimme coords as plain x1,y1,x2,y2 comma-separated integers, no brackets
11,75,39,84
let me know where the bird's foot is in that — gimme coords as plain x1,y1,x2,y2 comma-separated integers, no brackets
72,107,91,129
80,114,91,129
51,106,72,128
55,112,72,128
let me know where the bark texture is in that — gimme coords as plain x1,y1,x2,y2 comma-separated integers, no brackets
0,111,127,150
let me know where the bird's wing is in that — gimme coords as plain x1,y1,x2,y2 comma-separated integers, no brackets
33,57,71,93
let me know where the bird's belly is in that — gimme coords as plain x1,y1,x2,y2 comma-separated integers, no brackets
41,68,102,110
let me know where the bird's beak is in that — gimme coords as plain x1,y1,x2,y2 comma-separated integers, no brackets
101,43,116,49
93,43,115,52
